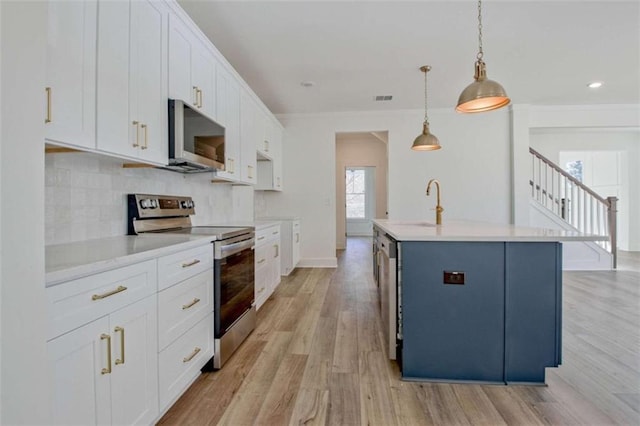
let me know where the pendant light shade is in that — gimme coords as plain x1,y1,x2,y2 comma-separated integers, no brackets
411,65,441,151
456,0,510,113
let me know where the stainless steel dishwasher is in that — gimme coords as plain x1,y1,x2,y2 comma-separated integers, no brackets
378,233,398,360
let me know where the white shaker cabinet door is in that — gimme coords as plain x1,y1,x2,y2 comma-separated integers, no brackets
45,0,97,149
132,0,168,165
47,316,111,426
168,14,194,106
97,0,167,165
109,296,159,426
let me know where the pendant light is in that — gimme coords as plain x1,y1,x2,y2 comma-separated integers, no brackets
412,65,441,151
456,0,510,113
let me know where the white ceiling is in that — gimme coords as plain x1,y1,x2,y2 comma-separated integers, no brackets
178,0,640,115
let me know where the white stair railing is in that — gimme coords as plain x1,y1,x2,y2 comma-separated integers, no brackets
529,147,618,268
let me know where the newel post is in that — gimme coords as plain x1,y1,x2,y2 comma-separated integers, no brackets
607,196,618,269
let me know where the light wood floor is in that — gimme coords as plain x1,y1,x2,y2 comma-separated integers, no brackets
159,238,640,425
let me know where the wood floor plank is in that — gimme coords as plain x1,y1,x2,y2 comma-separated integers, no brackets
289,389,330,426
332,310,358,373
254,353,308,425
327,373,360,425
159,237,640,426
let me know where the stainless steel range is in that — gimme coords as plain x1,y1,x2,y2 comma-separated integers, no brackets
127,193,255,369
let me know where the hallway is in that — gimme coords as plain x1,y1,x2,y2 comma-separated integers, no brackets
159,237,639,425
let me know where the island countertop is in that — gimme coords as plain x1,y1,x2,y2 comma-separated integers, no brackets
373,219,607,242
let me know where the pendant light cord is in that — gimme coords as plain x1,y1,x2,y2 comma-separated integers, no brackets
477,0,484,60
423,69,429,124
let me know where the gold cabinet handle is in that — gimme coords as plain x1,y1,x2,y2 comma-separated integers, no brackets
257,236,265,241
114,326,125,365
183,347,201,363
141,124,148,150
257,258,266,264
193,86,199,107
272,231,278,235
182,298,200,310
248,165,253,179
296,233,300,243
45,87,52,123
257,287,265,294
101,333,112,375
264,140,269,152
92,285,127,301
197,88,203,108
181,259,200,268
274,244,279,258
277,177,281,187
132,121,140,147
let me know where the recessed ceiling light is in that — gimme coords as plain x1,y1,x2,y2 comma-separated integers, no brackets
300,81,315,87
588,81,603,89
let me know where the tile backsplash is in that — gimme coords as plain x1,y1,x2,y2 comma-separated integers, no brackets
45,152,252,245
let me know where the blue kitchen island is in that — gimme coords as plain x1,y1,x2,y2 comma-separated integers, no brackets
372,220,605,385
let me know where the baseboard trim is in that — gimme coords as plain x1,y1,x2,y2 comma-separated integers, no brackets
297,258,338,268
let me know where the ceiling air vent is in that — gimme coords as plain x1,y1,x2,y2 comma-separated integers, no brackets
374,95,393,101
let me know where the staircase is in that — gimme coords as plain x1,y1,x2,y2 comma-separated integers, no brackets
529,147,618,269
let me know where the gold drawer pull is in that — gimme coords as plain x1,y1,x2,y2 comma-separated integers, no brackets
257,287,265,294
257,259,266,264
257,236,265,241
132,121,140,147
182,259,201,268
182,298,200,310
141,123,148,150
183,347,201,363
272,231,278,235
100,333,112,375
45,87,52,123
92,285,127,301
274,244,279,258
114,326,125,365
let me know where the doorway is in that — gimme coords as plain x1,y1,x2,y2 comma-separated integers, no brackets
346,166,376,236
335,131,389,250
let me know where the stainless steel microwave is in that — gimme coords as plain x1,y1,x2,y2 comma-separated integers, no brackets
167,99,225,173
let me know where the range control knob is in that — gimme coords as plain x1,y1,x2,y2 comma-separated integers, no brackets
180,200,189,209
139,199,150,209
188,200,195,209
149,199,158,209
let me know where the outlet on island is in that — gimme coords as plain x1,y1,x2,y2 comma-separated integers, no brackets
443,271,465,285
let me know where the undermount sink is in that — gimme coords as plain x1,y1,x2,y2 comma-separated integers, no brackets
395,221,437,227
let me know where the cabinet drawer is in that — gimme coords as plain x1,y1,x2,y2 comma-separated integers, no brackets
255,244,269,267
47,259,156,340
158,244,213,291
158,270,213,350
159,312,214,410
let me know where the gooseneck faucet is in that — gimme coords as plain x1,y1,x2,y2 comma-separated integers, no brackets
426,179,444,225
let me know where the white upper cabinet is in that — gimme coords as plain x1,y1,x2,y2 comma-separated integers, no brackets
256,118,283,191
168,14,216,120
96,0,168,165
240,89,257,185
45,0,97,149
215,66,241,181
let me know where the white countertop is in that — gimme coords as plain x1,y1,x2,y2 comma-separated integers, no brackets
373,219,608,242
46,234,215,286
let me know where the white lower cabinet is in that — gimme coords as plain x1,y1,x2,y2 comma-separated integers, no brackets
47,295,158,426
255,224,281,309
47,241,215,425
159,312,214,409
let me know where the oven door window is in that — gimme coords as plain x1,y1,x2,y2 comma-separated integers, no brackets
216,247,255,335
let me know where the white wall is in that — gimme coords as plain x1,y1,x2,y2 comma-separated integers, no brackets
44,152,248,245
1,1,50,423
530,129,640,251
336,134,388,249
262,108,511,265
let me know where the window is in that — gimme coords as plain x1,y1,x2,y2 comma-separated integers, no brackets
346,169,365,218
566,160,583,182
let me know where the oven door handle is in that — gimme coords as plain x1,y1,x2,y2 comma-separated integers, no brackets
219,238,255,259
